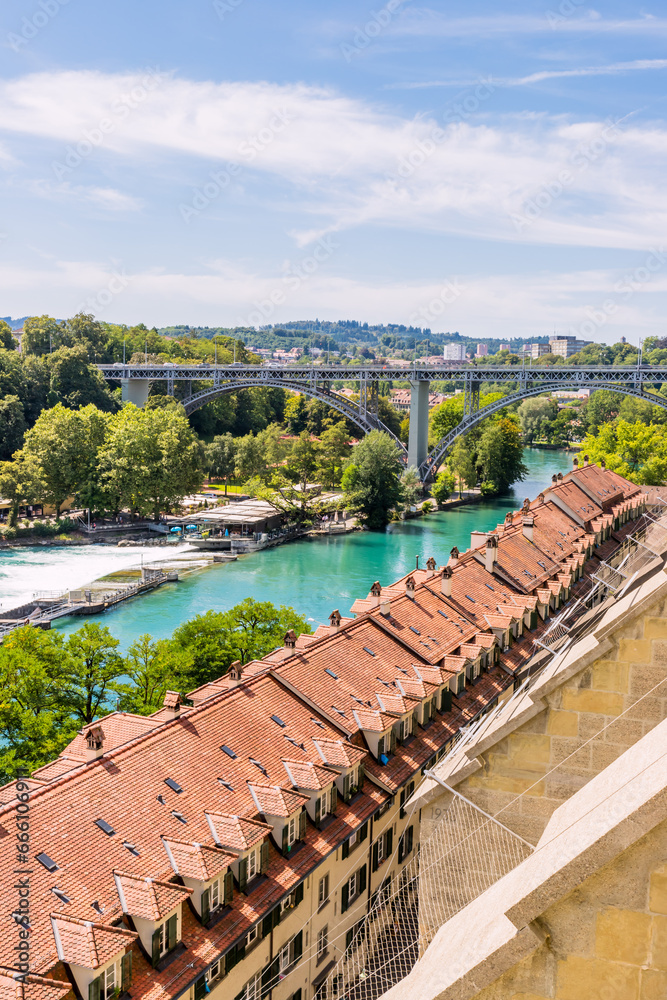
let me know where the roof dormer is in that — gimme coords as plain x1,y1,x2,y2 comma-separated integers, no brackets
51,914,136,1000
112,872,191,969
161,838,236,927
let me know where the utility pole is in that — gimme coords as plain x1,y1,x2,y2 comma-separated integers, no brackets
123,338,126,365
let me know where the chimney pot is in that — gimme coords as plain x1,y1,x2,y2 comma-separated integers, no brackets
573,457,579,467
369,580,382,608
601,457,606,468
552,474,558,483
522,516,534,542
162,690,182,720
485,535,498,573
557,472,563,481
405,575,416,599
329,609,341,632
379,598,391,616
85,725,105,763
426,556,436,574
284,630,297,649
441,566,453,597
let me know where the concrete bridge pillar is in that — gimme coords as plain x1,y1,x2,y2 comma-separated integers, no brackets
408,380,430,470
121,379,150,407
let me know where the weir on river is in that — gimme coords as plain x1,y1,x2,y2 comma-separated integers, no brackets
0,448,574,650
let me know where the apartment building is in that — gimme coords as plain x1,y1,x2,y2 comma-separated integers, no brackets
0,462,647,1000
475,344,488,357
442,343,467,361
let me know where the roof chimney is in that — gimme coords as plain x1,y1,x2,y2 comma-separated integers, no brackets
485,535,498,573
584,454,589,467
329,609,341,632
284,630,297,649
557,472,563,481
162,690,182,720
370,581,382,608
379,598,391,617
84,725,105,763
552,474,558,484
573,456,579,468
522,516,534,543
449,546,460,567
537,492,545,504
426,557,436,577
522,498,530,514
441,566,453,598
600,457,606,468
405,575,416,599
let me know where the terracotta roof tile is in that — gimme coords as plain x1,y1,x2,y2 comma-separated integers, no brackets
113,872,192,920
0,969,71,1000
204,813,271,851
161,839,236,880
281,759,337,790
51,915,136,969
311,740,367,768
247,783,309,817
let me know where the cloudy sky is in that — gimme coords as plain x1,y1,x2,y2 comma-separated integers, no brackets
1,0,667,339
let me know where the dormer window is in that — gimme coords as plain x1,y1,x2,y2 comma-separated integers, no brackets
247,846,258,879
152,912,179,966
88,954,132,1000
314,785,337,827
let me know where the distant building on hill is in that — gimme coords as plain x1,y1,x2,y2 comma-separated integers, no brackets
443,343,467,360
475,344,488,357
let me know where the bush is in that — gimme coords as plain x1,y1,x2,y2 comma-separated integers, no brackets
480,480,497,496
431,470,455,503
2,526,16,540
421,501,433,514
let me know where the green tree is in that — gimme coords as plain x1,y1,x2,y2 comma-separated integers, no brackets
0,456,35,526
517,397,558,444
477,416,527,493
118,635,193,714
234,432,267,482
449,435,477,497
285,431,320,490
172,600,311,688
0,395,26,460
62,312,107,358
21,315,64,356
317,422,351,488
61,623,125,724
0,320,16,351
99,404,204,520
206,433,236,492
341,430,405,530
19,403,109,518
581,419,667,485
401,466,422,508
284,393,307,433
431,470,455,503
47,346,119,411
583,390,621,433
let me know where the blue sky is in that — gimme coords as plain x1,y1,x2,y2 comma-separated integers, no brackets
1,0,667,340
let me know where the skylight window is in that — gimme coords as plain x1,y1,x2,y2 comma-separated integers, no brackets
249,758,268,775
332,706,346,716
36,852,59,873
311,717,325,728
157,794,166,805
485,584,494,591
428,636,440,644
537,561,547,569
271,715,287,728
94,819,115,836
221,745,237,759
123,841,140,856
171,810,187,824
91,901,104,915
377,677,391,687
165,778,182,793
51,887,70,905
218,778,234,791
409,626,421,635
363,647,376,657
325,668,338,680
437,610,448,619
284,735,306,751
465,595,475,602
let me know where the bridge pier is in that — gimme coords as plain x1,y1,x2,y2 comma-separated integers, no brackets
121,379,150,407
408,380,430,470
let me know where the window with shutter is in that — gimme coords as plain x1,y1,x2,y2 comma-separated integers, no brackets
298,807,306,841
359,863,367,894
261,958,279,996
346,928,353,951
194,976,207,1000
167,912,178,950
293,930,303,963
359,820,368,842
314,795,321,824
372,841,379,872
398,835,404,864
121,953,132,993
342,837,350,859
341,882,349,913
260,839,270,873
262,910,274,939
201,887,210,926
386,828,393,856
224,869,234,905
282,822,289,857
407,825,414,853
377,736,384,756
343,773,350,801
88,976,102,1000
294,881,304,906
151,929,161,968
238,855,248,893
330,784,337,813
389,729,397,754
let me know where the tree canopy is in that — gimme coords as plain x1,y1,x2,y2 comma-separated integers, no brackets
341,430,406,530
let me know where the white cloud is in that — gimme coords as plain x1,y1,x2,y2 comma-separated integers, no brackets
391,58,667,88
23,179,142,211
1,70,667,253
1,256,666,343
389,10,667,38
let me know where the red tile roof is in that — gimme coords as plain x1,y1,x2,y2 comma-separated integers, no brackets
113,872,192,920
247,783,309,817
51,915,136,968
0,970,71,1000
311,739,367,768
281,759,337,790
161,839,236,880
204,813,272,851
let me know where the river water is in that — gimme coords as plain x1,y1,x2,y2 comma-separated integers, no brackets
0,449,573,649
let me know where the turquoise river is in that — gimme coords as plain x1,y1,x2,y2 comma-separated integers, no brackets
0,448,574,650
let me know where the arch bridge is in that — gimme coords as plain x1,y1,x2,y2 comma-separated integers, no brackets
98,362,667,483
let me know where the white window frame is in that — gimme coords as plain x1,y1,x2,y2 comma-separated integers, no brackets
246,924,258,947
287,814,297,846
349,828,358,849
348,871,357,900
317,925,328,959
103,964,116,1000
319,792,329,820
377,834,385,864
245,971,261,1000
206,959,221,984
349,766,358,789
279,941,291,973
247,847,258,879
280,894,292,914
210,876,221,911
157,922,169,958
318,872,329,908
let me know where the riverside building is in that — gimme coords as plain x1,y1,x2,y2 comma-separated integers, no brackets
0,461,649,1000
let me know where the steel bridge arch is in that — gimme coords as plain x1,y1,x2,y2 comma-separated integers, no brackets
182,379,408,455
420,381,667,482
